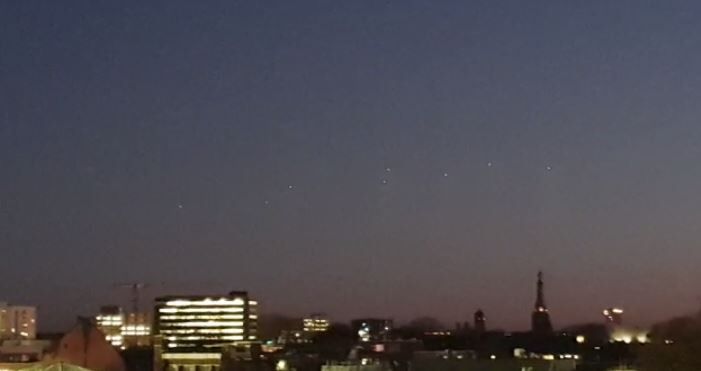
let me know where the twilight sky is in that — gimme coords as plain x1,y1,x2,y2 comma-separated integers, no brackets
3,1,701,331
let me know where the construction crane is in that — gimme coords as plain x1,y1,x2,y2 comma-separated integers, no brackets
112,280,227,314
114,282,147,314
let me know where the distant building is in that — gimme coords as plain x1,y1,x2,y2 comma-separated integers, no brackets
153,291,258,371
220,342,265,370
96,306,124,348
322,362,387,371
0,303,37,340
609,327,649,344
95,306,151,349
0,339,52,363
351,319,393,342
602,308,623,326
474,309,486,333
411,357,577,371
122,312,151,348
531,272,553,336
601,307,648,343
303,313,330,333
277,330,309,345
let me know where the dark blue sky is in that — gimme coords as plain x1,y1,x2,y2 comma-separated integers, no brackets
3,1,701,331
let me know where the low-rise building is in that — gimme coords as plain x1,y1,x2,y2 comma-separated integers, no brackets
0,339,52,363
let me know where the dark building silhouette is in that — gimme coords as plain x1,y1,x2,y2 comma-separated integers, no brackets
474,309,486,333
531,271,553,336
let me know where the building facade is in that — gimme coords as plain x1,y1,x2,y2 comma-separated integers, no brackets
0,339,52,363
153,291,258,371
122,312,151,348
303,313,330,333
0,303,36,340
95,306,151,349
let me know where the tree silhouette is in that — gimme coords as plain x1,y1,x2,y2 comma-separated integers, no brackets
394,317,446,340
639,311,701,371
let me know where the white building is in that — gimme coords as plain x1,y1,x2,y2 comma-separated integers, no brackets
0,303,37,340
153,291,258,371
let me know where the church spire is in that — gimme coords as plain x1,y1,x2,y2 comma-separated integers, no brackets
535,270,546,311
531,270,553,336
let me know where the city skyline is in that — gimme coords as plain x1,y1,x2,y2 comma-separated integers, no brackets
3,1,701,331
0,272,658,333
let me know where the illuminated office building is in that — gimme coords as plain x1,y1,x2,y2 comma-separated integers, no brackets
0,303,37,340
154,291,258,371
122,312,151,348
95,306,151,349
303,313,330,333
95,306,124,348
